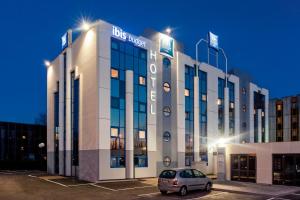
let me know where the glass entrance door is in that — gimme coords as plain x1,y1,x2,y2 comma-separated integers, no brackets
273,154,300,186
231,154,256,182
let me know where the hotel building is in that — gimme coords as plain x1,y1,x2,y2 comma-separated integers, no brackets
46,19,269,182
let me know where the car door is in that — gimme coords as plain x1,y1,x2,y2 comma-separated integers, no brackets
192,169,207,190
180,169,194,190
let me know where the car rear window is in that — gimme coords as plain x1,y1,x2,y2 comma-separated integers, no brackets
159,170,176,179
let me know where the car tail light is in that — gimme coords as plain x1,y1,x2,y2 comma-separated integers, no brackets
173,179,178,185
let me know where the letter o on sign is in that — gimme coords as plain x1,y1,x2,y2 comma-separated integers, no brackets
149,63,157,74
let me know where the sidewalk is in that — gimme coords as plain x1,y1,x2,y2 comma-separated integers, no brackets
213,180,300,196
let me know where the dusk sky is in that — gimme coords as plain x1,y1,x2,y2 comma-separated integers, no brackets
0,0,299,123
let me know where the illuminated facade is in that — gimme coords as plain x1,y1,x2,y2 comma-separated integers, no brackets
46,19,269,182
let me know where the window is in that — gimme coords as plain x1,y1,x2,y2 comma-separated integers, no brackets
242,87,246,95
185,65,194,166
193,169,205,178
185,89,190,97
277,104,282,111
71,72,80,166
159,170,176,179
243,105,247,112
163,82,171,92
139,130,146,139
180,169,193,178
163,106,171,117
217,99,222,105
111,128,119,137
139,76,146,85
199,70,207,156
110,38,126,168
163,132,171,142
163,156,171,167
230,102,234,109
163,57,171,68
111,69,119,78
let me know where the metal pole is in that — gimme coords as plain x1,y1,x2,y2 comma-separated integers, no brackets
220,48,228,88
195,39,208,77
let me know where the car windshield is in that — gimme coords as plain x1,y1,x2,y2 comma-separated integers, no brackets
159,170,177,179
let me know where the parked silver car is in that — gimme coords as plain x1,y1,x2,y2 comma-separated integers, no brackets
158,168,212,196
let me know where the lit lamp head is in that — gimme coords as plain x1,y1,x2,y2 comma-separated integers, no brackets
44,60,51,67
165,27,172,35
81,20,91,31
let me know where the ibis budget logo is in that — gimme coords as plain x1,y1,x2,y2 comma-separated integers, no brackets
159,34,174,58
61,33,68,50
209,32,219,50
112,26,146,48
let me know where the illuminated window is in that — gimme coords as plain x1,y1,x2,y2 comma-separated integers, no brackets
276,104,282,111
163,106,171,117
139,76,146,85
185,89,190,97
163,82,171,92
217,99,222,105
111,69,119,79
111,128,119,137
262,111,265,117
202,94,207,101
230,102,234,109
139,130,146,139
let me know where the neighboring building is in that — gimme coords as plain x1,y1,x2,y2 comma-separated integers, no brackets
269,95,300,142
0,121,46,170
46,19,269,182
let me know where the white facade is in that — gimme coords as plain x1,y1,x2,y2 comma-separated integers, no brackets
47,19,269,182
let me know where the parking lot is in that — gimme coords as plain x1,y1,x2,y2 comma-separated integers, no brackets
0,171,300,200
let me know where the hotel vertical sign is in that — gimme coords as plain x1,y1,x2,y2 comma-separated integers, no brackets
149,50,157,115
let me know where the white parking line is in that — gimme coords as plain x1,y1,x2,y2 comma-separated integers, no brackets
89,184,118,191
43,179,68,187
118,185,156,191
68,183,92,187
137,192,161,197
186,192,228,200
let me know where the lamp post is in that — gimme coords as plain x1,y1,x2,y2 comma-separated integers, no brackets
195,38,208,77
219,48,228,88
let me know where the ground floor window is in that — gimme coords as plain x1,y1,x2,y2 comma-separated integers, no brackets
273,154,300,186
231,154,256,182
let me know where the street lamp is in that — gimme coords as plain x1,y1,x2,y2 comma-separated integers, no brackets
165,27,172,35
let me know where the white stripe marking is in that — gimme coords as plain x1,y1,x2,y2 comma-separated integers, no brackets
137,192,160,197
43,179,68,187
118,185,155,191
186,191,228,200
68,183,92,187
89,184,117,191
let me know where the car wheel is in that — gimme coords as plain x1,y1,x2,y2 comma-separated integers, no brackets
179,186,187,196
160,190,167,195
205,183,212,192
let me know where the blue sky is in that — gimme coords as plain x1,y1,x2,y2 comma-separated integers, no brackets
0,0,299,123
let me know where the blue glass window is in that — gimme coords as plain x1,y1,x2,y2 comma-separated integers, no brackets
185,65,194,166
